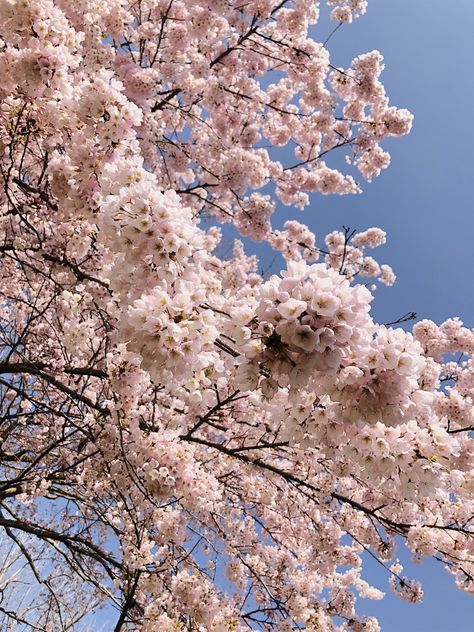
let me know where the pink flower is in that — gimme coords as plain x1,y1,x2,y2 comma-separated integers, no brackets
277,298,307,320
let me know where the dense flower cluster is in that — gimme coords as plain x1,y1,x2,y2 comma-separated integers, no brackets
232,260,374,391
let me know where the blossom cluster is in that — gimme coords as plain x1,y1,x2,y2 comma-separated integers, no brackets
232,260,374,391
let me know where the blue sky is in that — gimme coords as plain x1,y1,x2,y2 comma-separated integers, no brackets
289,1,474,629
287,0,474,331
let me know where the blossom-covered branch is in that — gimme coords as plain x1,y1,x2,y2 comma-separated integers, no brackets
0,0,472,630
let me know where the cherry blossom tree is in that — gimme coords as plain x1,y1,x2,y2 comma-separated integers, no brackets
0,0,472,630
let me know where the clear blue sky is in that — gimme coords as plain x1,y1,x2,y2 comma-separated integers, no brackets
276,0,474,332
271,1,474,629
